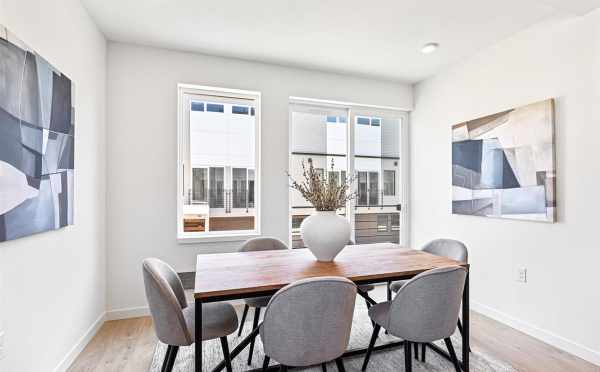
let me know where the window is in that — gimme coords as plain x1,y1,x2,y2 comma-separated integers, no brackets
290,99,407,247
291,215,305,230
357,172,368,206
384,170,395,196
377,214,389,232
248,169,255,208
178,85,260,240
356,116,382,127
328,171,339,184
191,102,205,112
232,105,249,115
356,172,379,206
326,170,347,185
232,168,248,208
391,213,400,231
206,103,224,113
209,167,224,208
192,168,208,203
369,171,379,206
357,116,370,125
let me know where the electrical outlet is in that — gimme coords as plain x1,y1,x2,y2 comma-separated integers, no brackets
517,268,527,283
0,331,5,360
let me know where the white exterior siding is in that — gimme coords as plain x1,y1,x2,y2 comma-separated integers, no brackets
190,105,255,169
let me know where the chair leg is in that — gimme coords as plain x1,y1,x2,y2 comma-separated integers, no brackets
414,342,419,361
444,338,461,372
262,356,270,372
162,345,179,372
404,341,412,372
247,307,262,365
361,323,381,371
457,319,472,352
421,343,426,362
238,304,249,336
385,282,392,335
321,362,327,372
335,357,346,372
161,345,173,372
220,337,233,372
364,300,376,328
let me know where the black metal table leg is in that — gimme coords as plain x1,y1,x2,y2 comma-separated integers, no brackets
356,288,377,306
213,325,260,372
462,271,470,372
195,298,203,372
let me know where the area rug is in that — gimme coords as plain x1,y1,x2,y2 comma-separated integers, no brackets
149,304,518,371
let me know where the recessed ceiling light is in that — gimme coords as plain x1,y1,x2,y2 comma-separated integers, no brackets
421,42,439,54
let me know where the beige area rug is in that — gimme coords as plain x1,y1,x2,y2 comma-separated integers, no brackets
149,304,518,372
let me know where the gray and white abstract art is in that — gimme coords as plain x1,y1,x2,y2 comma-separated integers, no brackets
0,25,74,242
452,99,556,222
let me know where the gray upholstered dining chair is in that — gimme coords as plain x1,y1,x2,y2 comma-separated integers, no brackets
142,258,239,372
362,266,467,372
388,238,469,356
259,277,357,372
237,236,289,365
389,239,468,294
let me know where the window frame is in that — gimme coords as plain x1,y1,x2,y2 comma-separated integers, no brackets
288,97,410,248
177,84,262,243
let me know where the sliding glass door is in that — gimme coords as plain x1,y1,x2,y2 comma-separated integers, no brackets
289,101,407,248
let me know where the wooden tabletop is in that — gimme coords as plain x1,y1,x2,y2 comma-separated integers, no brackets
194,243,467,301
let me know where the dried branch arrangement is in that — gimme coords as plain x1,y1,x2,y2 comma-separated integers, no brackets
288,158,355,211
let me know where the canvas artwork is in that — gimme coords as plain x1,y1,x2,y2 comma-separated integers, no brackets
0,25,74,242
451,99,556,222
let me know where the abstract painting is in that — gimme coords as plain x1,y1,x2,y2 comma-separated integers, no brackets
452,99,556,222
0,25,74,242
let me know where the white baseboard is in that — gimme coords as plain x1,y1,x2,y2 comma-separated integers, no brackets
106,306,150,320
107,299,247,321
472,301,600,367
53,312,106,372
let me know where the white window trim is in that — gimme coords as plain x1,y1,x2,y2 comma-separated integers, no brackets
177,84,262,243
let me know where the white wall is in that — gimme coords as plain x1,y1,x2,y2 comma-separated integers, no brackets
106,43,412,315
410,11,600,365
0,0,106,371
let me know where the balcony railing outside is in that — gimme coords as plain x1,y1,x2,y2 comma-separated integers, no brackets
189,188,255,212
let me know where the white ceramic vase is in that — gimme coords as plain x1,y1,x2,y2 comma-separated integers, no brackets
300,211,351,262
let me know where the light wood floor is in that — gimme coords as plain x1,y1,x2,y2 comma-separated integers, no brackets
68,309,598,372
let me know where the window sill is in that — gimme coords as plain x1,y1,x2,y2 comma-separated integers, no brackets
177,231,261,244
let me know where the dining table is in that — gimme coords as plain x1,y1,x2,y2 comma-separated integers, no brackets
194,243,470,372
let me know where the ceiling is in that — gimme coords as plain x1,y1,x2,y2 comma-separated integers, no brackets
82,0,600,83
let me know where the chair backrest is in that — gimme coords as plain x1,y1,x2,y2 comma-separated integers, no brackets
260,277,356,366
388,266,467,343
239,236,289,252
142,258,192,346
422,239,468,263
